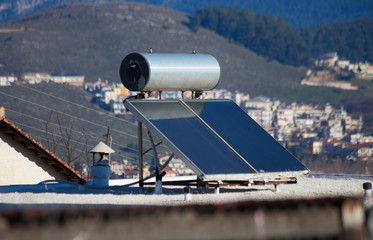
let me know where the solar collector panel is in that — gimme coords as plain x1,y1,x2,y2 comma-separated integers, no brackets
127,100,256,176
185,99,308,172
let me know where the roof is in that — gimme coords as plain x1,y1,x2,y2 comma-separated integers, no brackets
88,141,115,154
0,117,83,181
325,138,373,150
51,73,83,77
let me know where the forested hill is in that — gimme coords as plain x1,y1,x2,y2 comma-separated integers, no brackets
1,0,373,28
302,19,373,63
190,6,373,66
189,6,310,67
136,0,373,28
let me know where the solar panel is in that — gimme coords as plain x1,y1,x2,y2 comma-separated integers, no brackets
184,100,307,172
125,99,308,180
126,100,256,176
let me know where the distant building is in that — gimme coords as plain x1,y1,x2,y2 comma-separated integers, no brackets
276,108,295,127
247,109,262,125
248,108,273,128
312,140,324,154
113,86,130,98
362,136,373,144
315,52,338,67
110,159,125,176
110,100,126,114
277,126,292,142
51,73,85,87
295,116,314,129
22,72,51,84
203,89,232,99
232,91,250,107
350,134,373,144
336,59,350,69
20,72,85,87
357,147,373,159
350,133,363,144
102,90,117,104
245,96,272,110
0,73,17,86
354,62,373,80
329,121,344,140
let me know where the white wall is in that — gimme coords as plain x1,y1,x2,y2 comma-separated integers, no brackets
0,132,65,185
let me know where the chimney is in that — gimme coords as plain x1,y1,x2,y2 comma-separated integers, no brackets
89,141,115,187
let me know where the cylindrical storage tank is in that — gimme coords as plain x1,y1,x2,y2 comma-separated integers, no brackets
119,53,220,91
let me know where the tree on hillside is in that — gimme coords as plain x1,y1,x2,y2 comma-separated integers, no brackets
191,6,373,66
45,110,91,177
302,19,373,62
190,6,311,66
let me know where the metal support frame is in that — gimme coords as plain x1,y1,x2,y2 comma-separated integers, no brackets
127,99,307,192
138,121,144,190
143,142,162,156
138,120,168,190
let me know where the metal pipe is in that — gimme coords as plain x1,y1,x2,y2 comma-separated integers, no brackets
138,121,144,190
119,53,220,91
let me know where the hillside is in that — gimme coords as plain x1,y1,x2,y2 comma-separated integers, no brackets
191,6,373,65
139,0,373,28
303,19,373,63
0,2,308,97
190,6,311,66
1,0,373,28
0,83,153,175
1,2,373,134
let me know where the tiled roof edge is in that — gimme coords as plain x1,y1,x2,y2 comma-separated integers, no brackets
0,117,84,181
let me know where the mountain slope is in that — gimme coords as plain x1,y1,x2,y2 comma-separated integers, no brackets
1,0,373,28
0,2,307,98
0,83,144,173
1,1,373,134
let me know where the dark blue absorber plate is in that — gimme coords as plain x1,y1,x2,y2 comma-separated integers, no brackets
128,100,256,175
185,99,307,172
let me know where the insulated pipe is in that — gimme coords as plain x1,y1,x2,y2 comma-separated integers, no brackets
119,53,220,91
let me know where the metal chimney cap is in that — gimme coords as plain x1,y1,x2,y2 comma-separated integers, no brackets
89,141,115,154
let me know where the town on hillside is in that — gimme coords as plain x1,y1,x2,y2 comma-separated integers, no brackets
1,54,373,177
301,52,373,90
85,78,373,176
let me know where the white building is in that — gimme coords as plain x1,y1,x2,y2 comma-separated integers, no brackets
103,90,118,104
276,109,295,127
315,52,338,67
245,96,272,109
312,141,324,154
51,73,85,87
22,72,52,84
0,73,17,86
350,133,363,144
295,117,314,129
357,148,373,158
110,100,126,114
329,122,344,140
247,109,262,125
337,60,350,69
111,160,125,176
277,126,292,142
233,91,250,107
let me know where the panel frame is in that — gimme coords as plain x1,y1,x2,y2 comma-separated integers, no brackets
125,99,206,179
184,99,309,173
125,99,310,181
